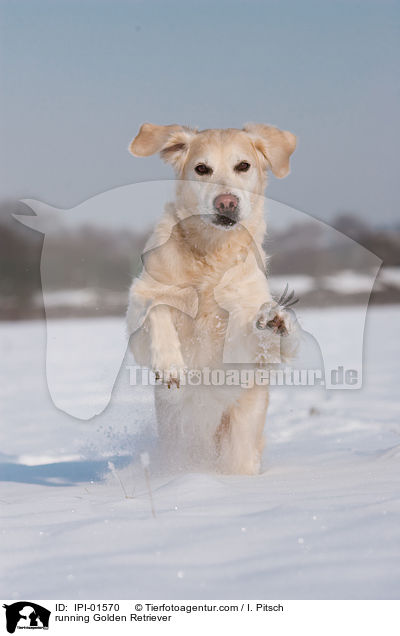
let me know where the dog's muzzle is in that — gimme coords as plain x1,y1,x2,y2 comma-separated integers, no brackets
212,193,239,227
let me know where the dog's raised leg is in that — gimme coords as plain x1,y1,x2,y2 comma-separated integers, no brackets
216,385,269,475
149,305,184,387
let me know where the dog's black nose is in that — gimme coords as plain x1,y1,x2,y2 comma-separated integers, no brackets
213,193,239,215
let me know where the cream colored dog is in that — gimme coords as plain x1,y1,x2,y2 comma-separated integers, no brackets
127,123,298,475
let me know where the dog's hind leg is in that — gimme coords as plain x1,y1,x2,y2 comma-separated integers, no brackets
214,410,231,456
217,386,269,475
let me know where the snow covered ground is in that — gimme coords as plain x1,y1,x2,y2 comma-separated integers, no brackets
1,306,399,600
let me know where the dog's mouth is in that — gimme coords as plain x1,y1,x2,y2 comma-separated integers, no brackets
212,213,238,228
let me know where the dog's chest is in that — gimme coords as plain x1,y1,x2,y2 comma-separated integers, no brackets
174,261,234,365
194,258,231,320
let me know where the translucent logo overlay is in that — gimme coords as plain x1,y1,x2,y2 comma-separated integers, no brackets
15,180,381,419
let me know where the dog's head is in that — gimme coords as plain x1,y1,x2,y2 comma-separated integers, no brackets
129,123,296,229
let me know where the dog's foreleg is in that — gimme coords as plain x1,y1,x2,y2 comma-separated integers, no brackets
149,305,185,388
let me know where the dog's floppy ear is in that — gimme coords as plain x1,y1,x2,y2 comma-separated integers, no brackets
129,123,196,170
243,123,296,178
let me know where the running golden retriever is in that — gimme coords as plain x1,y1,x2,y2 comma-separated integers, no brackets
127,123,298,474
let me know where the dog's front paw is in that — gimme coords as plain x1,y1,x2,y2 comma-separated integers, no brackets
154,366,184,389
152,344,185,388
152,351,186,388
255,302,292,336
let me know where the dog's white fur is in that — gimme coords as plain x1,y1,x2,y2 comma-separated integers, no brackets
127,123,298,474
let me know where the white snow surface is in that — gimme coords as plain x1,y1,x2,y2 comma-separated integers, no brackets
1,306,399,600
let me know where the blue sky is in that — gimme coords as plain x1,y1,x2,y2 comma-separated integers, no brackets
0,0,399,226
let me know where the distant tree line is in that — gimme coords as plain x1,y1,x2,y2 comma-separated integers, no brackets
266,212,400,276
1,201,399,320
0,199,148,319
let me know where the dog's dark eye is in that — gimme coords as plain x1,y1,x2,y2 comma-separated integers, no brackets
235,161,251,172
195,163,213,175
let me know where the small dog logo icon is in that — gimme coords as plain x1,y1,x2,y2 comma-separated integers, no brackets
2,602,51,633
